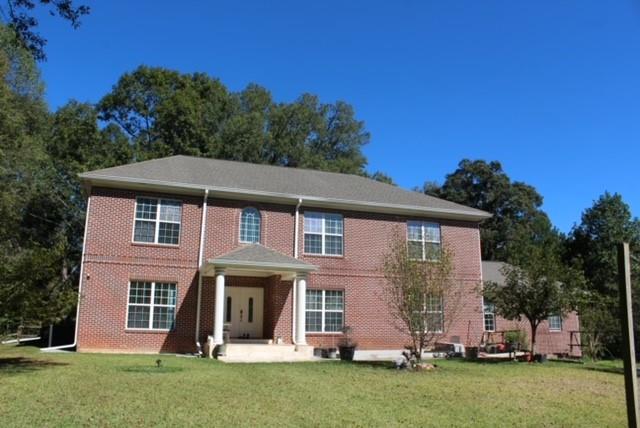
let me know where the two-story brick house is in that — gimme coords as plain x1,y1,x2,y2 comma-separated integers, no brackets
74,155,577,359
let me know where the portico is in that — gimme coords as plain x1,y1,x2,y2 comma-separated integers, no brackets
200,244,317,353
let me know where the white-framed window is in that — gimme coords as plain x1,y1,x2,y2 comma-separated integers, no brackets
407,221,441,261
425,295,444,333
133,197,182,245
304,212,343,256
548,314,562,331
483,300,496,332
127,281,177,330
305,290,344,332
239,207,261,243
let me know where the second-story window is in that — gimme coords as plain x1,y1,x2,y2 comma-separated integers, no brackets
304,212,343,256
133,197,182,245
239,207,261,243
407,221,441,261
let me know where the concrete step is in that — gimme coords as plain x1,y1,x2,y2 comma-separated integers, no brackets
219,344,316,363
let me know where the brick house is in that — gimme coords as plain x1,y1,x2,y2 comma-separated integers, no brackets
74,155,578,358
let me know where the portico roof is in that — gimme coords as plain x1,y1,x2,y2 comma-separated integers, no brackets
203,244,317,279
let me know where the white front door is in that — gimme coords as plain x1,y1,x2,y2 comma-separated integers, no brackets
225,286,264,339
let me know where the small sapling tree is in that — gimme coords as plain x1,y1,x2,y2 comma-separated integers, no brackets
382,229,463,360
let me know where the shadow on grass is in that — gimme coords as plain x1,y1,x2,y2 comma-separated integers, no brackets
350,361,396,370
117,366,184,374
0,357,69,374
583,366,624,375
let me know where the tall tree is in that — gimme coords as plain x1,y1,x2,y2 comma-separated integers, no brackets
0,0,89,61
566,192,640,356
423,159,552,261
97,66,370,174
0,25,76,337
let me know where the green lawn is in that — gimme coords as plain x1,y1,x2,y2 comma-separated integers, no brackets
0,345,625,427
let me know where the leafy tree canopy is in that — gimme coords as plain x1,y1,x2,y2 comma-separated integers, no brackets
423,159,555,261
97,66,373,175
567,192,640,296
484,237,584,357
0,0,89,61
566,192,640,356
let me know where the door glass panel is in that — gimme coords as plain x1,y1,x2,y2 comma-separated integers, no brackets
226,296,232,322
248,297,254,323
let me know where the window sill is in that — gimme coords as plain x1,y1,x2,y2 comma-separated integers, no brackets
131,242,180,249
548,329,562,333
306,332,344,336
302,253,345,259
125,329,173,334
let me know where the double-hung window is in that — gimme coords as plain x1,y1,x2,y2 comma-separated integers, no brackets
425,295,444,333
548,314,562,331
133,197,182,245
304,212,343,256
305,290,344,332
407,221,441,260
127,281,177,330
483,300,496,332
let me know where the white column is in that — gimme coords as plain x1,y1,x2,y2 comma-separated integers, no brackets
295,273,307,345
213,269,226,345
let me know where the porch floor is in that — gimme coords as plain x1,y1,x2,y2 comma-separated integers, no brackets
218,343,318,363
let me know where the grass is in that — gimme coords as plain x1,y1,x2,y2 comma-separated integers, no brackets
0,345,626,427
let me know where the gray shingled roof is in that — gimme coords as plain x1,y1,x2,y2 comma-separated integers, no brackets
482,261,508,285
80,155,490,220
210,244,317,271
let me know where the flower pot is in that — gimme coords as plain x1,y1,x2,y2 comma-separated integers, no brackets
534,353,547,363
338,346,356,361
323,348,338,359
215,344,226,358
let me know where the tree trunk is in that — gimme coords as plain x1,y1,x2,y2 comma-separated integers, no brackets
411,331,419,360
530,321,538,362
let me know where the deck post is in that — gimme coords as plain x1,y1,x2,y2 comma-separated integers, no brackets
618,242,639,428
214,269,226,345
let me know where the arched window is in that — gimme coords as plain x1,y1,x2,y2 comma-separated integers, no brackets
240,207,261,243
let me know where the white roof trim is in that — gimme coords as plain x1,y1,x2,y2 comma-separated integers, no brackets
207,259,318,272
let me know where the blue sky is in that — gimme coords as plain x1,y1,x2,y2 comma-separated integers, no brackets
34,1,639,232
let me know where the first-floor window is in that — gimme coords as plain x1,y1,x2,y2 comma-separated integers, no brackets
305,290,344,332
483,300,496,332
127,281,177,330
425,295,444,333
548,314,562,331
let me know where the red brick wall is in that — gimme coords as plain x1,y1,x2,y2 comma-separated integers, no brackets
299,210,485,350
78,186,575,356
492,313,581,356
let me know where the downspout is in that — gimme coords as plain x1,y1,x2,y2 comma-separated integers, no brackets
194,189,209,355
42,193,92,351
292,198,303,344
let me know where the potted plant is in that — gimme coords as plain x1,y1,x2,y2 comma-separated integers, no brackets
505,330,527,353
338,326,358,361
